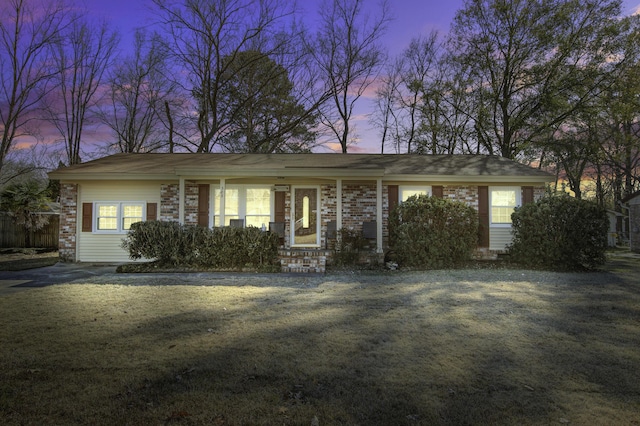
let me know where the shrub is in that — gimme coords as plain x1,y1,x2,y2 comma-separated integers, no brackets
121,221,279,270
389,195,478,269
508,194,609,271
331,228,367,266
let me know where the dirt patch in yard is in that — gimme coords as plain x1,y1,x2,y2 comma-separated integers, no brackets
0,254,639,425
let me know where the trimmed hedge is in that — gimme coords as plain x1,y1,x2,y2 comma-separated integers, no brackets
121,221,280,270
389,195,478,269
508,194,608,271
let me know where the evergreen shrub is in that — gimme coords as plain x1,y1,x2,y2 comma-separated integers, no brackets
389,195,478,269
508,193,609,270
121,221,279,270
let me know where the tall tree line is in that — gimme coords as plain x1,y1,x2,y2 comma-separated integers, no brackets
373,0,640,209
1,0,638,211
0,0,389,182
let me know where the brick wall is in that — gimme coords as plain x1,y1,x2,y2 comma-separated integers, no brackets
59,183,78,262
442,185,479,209
184,181,199,226
321,184,336,248
160,184,179,221
341,184,378,230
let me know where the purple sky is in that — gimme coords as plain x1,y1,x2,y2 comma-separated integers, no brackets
59,1,640,154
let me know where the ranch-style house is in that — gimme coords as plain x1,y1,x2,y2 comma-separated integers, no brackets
48,153,554,272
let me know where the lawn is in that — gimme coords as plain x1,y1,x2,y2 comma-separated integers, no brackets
1,257,639,425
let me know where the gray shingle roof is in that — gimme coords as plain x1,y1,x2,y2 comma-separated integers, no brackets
49,153,553,182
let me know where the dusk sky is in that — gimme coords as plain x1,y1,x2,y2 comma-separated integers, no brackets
66,1,640,153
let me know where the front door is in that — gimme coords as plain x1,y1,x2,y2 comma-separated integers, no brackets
292,186,319,246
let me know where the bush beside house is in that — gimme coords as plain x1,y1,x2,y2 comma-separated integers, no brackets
121,221,280,271
389,195,478,269
508,194,609,271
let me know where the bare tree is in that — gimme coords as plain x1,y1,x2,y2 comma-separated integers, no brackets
152,0,323,153
449,0,626,160
370,58,402,153
397,32,440,154
0,0,68,178
99,29,176,153
44,17,118,165
313,0,390,153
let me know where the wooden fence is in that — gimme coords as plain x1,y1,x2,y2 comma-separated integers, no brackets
0,213,59,249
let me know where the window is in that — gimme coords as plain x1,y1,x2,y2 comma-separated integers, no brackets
95,202,145,233
213,186,272,228
490,187,520,226
399,186,431,202
245,187,271,228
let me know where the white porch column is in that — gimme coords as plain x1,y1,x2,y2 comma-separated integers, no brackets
376,178,383,253
178,177,185,224
219,178,226,227
336,178,343,231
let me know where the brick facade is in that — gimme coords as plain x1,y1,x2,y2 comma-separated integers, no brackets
341,184,378,230
160,184,179,221
59,183,78,262
55,178,550,269
443,185,479,208
184,181,199,226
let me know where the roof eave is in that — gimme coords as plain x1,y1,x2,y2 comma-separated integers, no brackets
385,174,555,183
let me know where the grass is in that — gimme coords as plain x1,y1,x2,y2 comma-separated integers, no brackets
0,256,639,425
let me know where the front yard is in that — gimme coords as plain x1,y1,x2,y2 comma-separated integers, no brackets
1,256,639,425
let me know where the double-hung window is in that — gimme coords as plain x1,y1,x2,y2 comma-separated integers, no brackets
95,202,145,233
213,185,272,228
490,187,520,226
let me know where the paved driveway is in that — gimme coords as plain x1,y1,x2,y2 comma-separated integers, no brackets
0,263,118,296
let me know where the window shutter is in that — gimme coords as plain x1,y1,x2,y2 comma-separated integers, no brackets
82,203,93,232
197,184,210,227
274,191,286,223
478,186,489,248
388,185,399,214
522,186,534,205
432,185,443,198
146,203,157,221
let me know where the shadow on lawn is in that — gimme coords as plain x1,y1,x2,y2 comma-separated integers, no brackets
104,269,640,425
2,261,639,425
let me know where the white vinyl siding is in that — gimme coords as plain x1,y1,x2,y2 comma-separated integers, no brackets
77,181,161,262
490,227,514,251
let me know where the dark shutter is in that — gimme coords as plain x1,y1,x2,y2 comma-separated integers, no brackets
146,203,157,221
197,184,210,227
478,186,489,248
82,203,93,232
274,191,286,222
432,185,443,198
522,186,534,205
388,185,399,214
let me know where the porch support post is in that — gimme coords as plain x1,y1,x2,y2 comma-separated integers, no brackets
178,177,185,224
219,178,226,227
336,178,342,231
376,178,383,253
